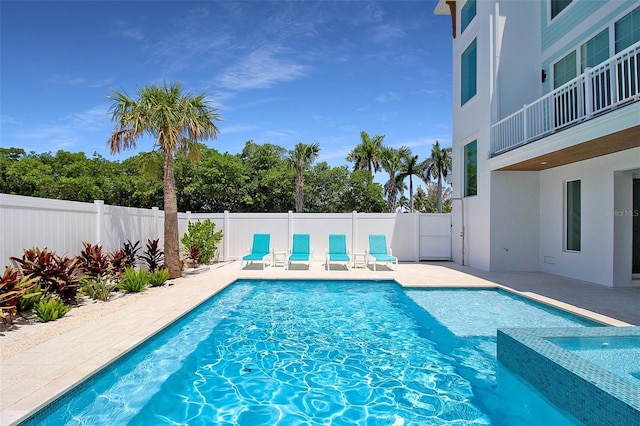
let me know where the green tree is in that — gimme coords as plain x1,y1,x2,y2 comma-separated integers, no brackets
340,170,386,212
422,140,452,213
107,82,222,278
379,145,410,212
305,163,353,213
241,141,293,212
346,131,384,176
288,142,320,212
398,149,425,212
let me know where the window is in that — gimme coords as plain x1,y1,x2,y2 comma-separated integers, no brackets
461,0,477,33
615,6,640,53
566,180,581,251
581,29,609,72
553,51,577,88
464,141,477,197
551,0,572,20
461,39,477,105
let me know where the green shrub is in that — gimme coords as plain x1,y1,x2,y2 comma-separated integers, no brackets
34,298,71,322
149,268,170,287
180,219,223,265
118,268,149,293
17,286,42,312
81,277,117,301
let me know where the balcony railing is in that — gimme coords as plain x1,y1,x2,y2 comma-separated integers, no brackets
491,41,640,156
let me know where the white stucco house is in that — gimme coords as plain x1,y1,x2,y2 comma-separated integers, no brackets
435,0,640,287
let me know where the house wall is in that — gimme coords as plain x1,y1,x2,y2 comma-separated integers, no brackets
493,0,540,120
538,148,640,287
540,1,638,95
490,171,540,271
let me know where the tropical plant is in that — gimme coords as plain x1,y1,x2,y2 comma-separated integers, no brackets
17,285,42,313
149,268,170,287
287,142,320,212
0,267,40,324
398,149,425,212
76,242,111,278
108,249,127,278
118,268,150,293
33,297,71,322
379,145,410,212
346,131,385,175
11,247,83,304
81,276,117,301
107,82,222,279
186,245,200,265
181,219,222,265
122,240,140,268
422,140,453,213
141,239,164,272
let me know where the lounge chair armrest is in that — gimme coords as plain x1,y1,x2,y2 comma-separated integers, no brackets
389,248,393,255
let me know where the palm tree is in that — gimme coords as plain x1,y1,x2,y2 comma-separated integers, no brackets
379,145,410,212
107,82,222,278
398,149,425,212
422,140,452,213
288,142,320,212
346,131,385,175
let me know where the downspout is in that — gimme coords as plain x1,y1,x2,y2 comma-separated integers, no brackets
451,198,465,266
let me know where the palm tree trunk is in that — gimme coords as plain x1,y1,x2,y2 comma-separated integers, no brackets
295,172,304,212
437,175,443,213
388,181,397,213
163,151,182,278
409,177,414,212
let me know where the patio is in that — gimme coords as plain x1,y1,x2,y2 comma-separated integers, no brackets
1,261,638,425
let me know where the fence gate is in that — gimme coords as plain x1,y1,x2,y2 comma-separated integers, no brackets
419,214,451,260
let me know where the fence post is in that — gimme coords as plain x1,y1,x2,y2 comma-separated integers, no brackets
288,211,294,253
94,200,104,244
152,206,160,241
223,210,229,262
352,210,358,255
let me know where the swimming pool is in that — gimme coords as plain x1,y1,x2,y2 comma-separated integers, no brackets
22,280,600,425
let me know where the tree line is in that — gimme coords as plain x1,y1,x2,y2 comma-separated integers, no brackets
0,140,451,214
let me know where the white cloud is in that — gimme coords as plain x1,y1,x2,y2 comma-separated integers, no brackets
216,47,309,91
376,91,400,103
111,20,144,41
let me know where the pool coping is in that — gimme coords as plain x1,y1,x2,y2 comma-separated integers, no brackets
1,261,637,425
497,326,640,425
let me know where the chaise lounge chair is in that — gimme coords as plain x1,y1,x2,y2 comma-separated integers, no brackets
326,234,350,270
287,234,311,270
366,234,398,271
241,233,271,269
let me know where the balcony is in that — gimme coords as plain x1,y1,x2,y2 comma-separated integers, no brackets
491,41,640,163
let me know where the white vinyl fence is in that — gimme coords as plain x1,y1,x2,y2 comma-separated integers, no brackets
1,194,451,268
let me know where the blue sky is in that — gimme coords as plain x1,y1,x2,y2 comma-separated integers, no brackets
1,0,452,169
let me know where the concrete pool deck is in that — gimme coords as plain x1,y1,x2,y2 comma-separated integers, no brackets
1,261,639,425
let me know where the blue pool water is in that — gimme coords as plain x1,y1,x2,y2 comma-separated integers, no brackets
548,336,640,385
23,280,600,425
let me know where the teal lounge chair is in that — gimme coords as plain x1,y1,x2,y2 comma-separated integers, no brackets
366,234,398,271
287,234,311,270
241,234,271,269
326,234,350,270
